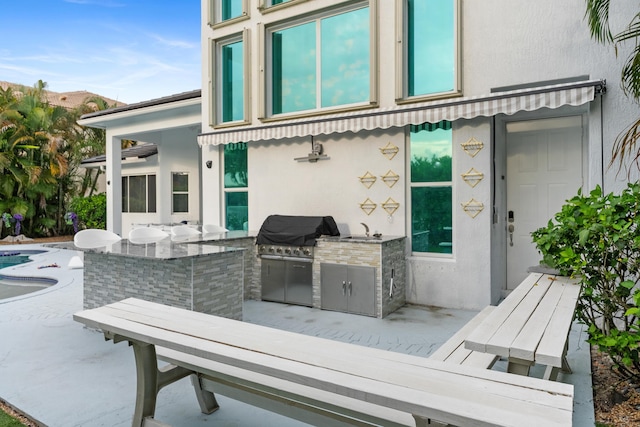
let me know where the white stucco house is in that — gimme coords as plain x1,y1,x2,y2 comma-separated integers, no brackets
80,0,639,310
78,90,202,238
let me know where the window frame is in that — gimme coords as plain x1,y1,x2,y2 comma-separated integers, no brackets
122,174,157,214
171,172,189,214
407,123,454,257
259,0,378,121
210,30,251,128
221,142,249,231
258,0,308,13
395,0,461,104
209,0,249,28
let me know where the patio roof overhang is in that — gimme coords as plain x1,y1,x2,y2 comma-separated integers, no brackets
197,79,605,147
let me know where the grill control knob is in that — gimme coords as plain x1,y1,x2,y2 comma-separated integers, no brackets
303,248,312,256
268,247,275,253
276,247,283,254
293,248,300,256
284,248,291,255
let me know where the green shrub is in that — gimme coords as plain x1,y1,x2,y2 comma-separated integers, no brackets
69,193,107,230
532,183,640,382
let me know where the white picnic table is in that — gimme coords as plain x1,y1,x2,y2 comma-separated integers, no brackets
465,272,581,380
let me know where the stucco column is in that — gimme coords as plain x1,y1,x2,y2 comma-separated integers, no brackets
105,131,122,235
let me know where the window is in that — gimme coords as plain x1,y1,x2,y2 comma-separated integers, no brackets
172,173,189,213
122,175,156,213
215,35,246,124
223,142,248,230
409,122,452,254
268,4,371,116
212,0,246,24
398,0,458,100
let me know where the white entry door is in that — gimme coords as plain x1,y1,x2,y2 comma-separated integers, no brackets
506,116,583,290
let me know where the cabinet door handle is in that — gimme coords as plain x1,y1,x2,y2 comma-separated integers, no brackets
348,281,352,296
342,281,347,295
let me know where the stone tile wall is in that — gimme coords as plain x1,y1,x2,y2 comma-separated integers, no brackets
202,237,258,300
84,250,244,320
313,237,406,318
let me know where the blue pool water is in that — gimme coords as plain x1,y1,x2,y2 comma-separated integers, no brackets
0,250,46,269
0,249,55,299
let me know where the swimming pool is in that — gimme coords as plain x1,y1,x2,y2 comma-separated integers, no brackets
0,249,57,299
0,249,47,269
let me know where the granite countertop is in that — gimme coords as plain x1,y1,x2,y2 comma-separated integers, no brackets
63,239,245,260
170,230,256,244
318,235,405,244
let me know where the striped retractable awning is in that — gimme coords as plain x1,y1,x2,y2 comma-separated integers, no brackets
197,79,605,146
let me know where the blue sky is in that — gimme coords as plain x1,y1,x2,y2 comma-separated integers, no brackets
0,0,201,104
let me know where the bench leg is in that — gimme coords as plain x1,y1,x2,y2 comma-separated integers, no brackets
132,342,160,427
130,342,193,427
506,357,533,376
190,374,220,414
412,415,454,426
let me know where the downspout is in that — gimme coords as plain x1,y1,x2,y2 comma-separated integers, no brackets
600,92,605,193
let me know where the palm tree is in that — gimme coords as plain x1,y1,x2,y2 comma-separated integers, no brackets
586,0,640,173
0,81,75,236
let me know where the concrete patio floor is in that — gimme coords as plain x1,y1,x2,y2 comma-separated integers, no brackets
0,244,594,426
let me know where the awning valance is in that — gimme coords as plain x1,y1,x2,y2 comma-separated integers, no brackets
197,79,605,146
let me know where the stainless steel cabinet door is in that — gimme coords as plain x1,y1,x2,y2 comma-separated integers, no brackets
285,260,313,306
346,265,376,316
321,264,349,312
261,259,286,302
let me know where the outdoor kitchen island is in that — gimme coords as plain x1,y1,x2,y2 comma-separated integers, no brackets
315,235,406,318
75,237,246,320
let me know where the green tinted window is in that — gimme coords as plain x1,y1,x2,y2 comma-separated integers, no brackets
407,0,455,96
224,143,247,188
411,187,452,253
221,0,242,21
410,123,452,254
410,126,452,182
225,192,248,231
271,6,369,115
272,23,316,114
221,40,244,122
320,8,369,108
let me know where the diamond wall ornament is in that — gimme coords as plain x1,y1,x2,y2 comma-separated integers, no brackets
380,170,400,188
381,198,400,216
461,137,484,157
379,142,399,160
461,168,484,188
358,171,377,188
359,198,377,215
461,198,484,218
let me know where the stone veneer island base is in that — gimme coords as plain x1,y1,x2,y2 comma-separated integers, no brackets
80,240,245,320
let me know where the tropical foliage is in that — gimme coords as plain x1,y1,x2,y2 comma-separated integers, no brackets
0,81,113,238
532,184,640,383
585,0,640,172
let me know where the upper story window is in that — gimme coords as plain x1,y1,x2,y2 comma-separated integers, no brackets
266,3,371,117
212,0,247,25
212,32,248,126
397,0,459,101
122,174,156,213
409,122,453,255
172,172,189,213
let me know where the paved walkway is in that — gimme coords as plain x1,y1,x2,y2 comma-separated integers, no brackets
0,244,594,426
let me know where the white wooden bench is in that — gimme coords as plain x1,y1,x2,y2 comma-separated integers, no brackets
74,298,574,427
429,306,499,369
465,273,581,380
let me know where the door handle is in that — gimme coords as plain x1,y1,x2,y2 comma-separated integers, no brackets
342,281,347,295
347,281,352,296
508,224,514,246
